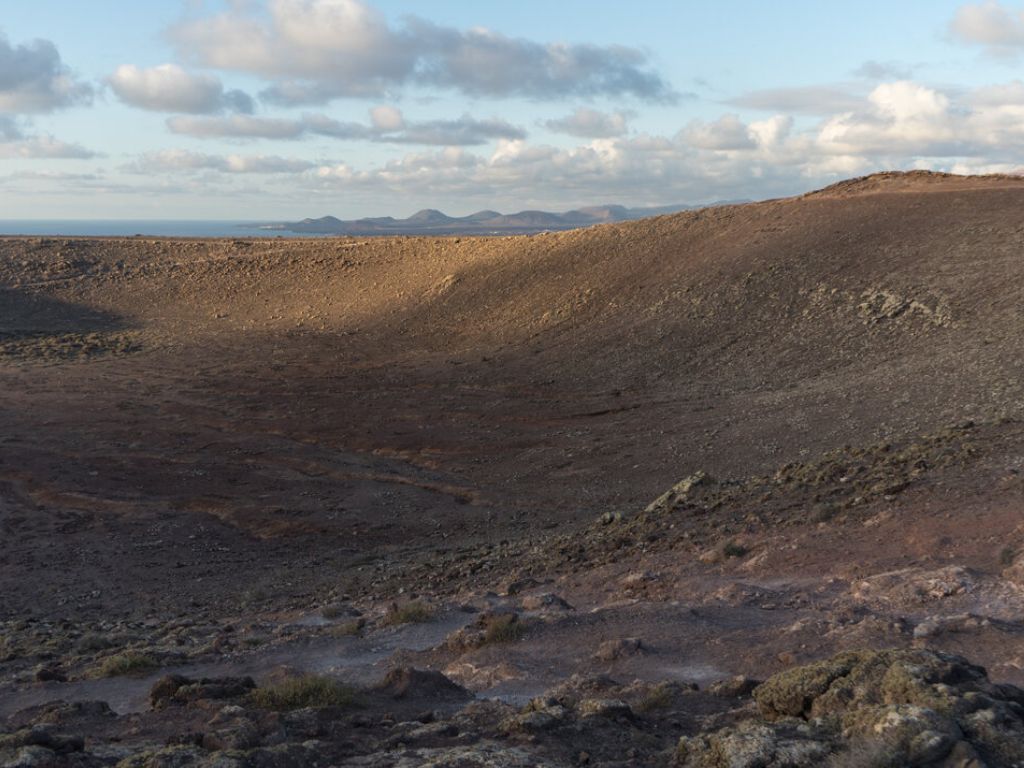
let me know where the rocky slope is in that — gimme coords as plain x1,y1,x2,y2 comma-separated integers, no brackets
4,171,1024,765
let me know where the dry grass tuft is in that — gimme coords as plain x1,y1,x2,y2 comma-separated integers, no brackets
249,675,356,711
96,651,157,677
381,602,434,626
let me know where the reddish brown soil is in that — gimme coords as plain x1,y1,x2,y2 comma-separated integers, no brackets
4,171,1024,765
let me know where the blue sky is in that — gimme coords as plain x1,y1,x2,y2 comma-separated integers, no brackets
3,0,1024,219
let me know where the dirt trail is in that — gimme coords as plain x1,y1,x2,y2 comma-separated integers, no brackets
0,610,474,718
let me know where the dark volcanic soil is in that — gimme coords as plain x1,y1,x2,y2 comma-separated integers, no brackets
4,171,1024,766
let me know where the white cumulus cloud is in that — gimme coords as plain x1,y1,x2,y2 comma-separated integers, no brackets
682,115,756,150
545,108,631,138
370,105,404,131
169,0,675,104
167,114,307,139
950,1,1024,55
167,109,525,145
0,135,96,159
0,34,92,113
108,64,253,114
127,149,316,174
289,77,1024,209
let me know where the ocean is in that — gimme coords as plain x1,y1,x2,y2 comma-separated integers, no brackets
0,220,330,238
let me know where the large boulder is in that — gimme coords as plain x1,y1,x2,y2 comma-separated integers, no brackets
374,668,471,702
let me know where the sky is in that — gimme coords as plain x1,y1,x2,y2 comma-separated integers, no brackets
4,0,1024,219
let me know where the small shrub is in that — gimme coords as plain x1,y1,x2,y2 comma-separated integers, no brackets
999,546,1017,567
97,651,157,677
76,633,114,653
722,542,749,558
381,602,434,626
242,587,269,606
249,675,356,711
811,505,837,524
331,619,365,637
321,603,359,620
0,635,18,662
481,614,527,645
635,682,674,713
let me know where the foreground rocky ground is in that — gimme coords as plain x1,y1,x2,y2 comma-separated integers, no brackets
6,433,1024,765
5,172,1024,765
5,648,1024,766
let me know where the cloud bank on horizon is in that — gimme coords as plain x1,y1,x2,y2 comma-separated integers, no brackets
4,0,1024,218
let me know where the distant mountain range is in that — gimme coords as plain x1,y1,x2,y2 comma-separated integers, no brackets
256,202,746,236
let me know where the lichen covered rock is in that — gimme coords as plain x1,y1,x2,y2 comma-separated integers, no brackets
677,649,1024,767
